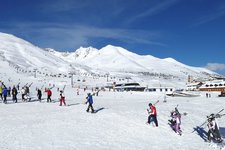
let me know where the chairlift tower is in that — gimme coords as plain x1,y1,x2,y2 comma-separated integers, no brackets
33,68,37,78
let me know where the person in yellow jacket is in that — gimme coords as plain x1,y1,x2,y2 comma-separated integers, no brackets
0,85,3,100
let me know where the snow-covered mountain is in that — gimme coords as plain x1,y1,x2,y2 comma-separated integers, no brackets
1,32,225,150
51,45,216,80
0,32,95,77
0,33,72,73
0,32,217,87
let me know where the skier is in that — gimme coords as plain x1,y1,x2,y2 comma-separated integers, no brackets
209,93,211,98
12,86,18,103
2,86,8,104
0,84,3,100
17,84,20,90
147,103,158,127
59,90,66,106
25,86,30,95
7,86,11,97
37,89,42,102
21,87,26,102
22,86,29,102
207,114,223,143
45,88,52,102
85,93,95,113
169,109,182,135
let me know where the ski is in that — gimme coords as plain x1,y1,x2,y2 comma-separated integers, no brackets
154,100,160,105
40,85,44,90
28,82,33,87
62,85,66,92
199,108,224,127
49,84,55,90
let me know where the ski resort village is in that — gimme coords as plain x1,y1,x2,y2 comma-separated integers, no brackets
0,32,225,150
1,1,225,149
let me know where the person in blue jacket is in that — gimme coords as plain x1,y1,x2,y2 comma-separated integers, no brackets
2,86,8,104
85,93,95,113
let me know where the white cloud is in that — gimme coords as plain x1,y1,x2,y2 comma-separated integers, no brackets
1,22,165,50
205,63,225,71
193,10,225,26
128,0,179,23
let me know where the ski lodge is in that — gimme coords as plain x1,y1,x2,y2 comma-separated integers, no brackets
199,80,225,97
114,83,145,92
145,87,175,94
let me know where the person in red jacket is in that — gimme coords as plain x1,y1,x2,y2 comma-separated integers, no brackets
147,103,158,127
45,88,52,102
59,90,66,106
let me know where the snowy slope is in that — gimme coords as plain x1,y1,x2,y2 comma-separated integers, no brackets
0,32,225,150
55,45,216,80
0,33,71,73
0,32,218,88
0,84,224,150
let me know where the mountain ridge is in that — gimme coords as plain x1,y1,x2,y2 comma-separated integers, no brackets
0,32,217,84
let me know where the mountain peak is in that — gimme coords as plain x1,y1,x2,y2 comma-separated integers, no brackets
74,46,98,58
100,45,134,56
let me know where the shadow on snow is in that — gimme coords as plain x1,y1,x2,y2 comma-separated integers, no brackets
193,126,208,142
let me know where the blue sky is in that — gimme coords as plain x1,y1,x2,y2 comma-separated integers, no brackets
0,0,225,74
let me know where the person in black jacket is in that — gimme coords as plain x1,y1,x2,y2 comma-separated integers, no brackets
12,86,18,103
37,89,42,102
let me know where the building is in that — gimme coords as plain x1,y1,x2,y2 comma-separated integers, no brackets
199,80,225,92
145,87,175,94
186,82,203,91
114,83,145,92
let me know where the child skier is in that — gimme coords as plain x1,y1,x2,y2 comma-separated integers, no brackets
207,114,223,143
147,103,158,127
169,109,182,135
85,93,95,113
59,90,66,106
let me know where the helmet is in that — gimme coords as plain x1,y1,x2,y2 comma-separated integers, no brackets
149,103,152,106
207,114,215,120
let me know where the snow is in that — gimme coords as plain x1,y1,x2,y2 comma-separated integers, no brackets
0,32,225,150
0,32,218,88
0,86,225,150
56,44,216,79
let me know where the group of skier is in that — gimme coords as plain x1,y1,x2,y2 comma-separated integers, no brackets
0,81,95,112
146,101,224,143
1,80,224,144
0,81,53,104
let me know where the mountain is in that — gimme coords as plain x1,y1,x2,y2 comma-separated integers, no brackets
0,32,93,77
0,32,72,73
53,45,216,80
0,32,218,87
